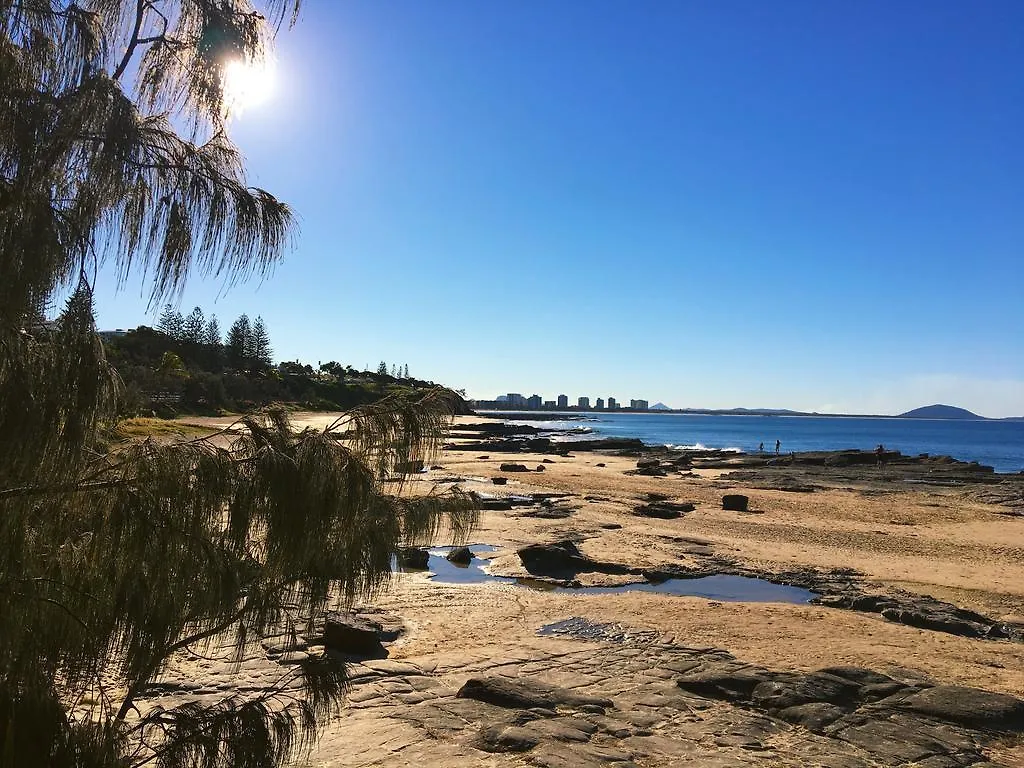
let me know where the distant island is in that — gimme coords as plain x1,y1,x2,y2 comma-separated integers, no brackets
898,404,984,420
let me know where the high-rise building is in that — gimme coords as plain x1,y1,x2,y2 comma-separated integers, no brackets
607,397,618,410
577,396,590,409
543,400,556,409
506,393,526,407
595,398,605,410
556,394,568,408
526,394,543,409
630,399,649,410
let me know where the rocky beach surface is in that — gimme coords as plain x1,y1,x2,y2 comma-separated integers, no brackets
139,413,1024,766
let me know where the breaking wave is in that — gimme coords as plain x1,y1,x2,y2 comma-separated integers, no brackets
664,443,742,453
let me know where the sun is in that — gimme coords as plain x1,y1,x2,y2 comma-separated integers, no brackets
222,56,276,114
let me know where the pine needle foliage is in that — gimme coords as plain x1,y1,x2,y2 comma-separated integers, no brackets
0,2,478,765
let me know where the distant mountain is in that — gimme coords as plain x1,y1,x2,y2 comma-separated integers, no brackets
649,402,671,411
898,404,985,420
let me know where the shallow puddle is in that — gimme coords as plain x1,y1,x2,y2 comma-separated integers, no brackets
405,546,818,604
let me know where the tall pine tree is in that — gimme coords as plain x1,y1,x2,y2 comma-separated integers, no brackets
227,314,252,370
156,303,184,340
204,315,221,346
183,306,205,344
252,316,273,368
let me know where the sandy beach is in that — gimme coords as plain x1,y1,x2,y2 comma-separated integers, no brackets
149,412,1024,767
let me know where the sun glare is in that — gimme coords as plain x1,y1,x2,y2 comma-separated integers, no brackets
222,57,276,114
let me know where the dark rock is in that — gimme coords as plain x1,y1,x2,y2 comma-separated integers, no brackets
542,459,555,463
633,501,695,519
643,563,715,583
523,504,575,520
635,465,668,477
751,672,860,710
481,498,513,510
457,676,612,711
817,667,897,687
850,594,899,612
637,458,660,470
987,623,1011,639
777,702,847,731
394,459,424,473
860,682,909,701
896,685,1024,731
676,667,770,701
458,422,541,436
595,462,606,467
526,437,552,451
536,465,545,472
477,455,490,459
722,494,749,511
499,463,531,472
491,477,508,485
396,547,429,569
815,589,1018,642
880,608,989,638
517,541,635,579
323,614,386,657
601,523,623,530
551,437,642,451
446,546,473,565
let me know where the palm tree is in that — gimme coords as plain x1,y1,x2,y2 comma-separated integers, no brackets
0,2,475,766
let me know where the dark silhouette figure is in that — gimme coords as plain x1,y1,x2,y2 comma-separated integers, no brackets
775,439,781,455
875,444,886,467
758,442,764,453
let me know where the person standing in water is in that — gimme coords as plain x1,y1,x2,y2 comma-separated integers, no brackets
775,439,781,455
758,442,764,453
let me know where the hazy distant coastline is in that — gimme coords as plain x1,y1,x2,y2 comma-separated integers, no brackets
478,403,1024,422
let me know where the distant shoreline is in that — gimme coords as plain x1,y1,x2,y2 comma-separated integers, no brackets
476,409,1023,423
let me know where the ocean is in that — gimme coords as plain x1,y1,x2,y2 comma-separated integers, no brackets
486,412,1024,474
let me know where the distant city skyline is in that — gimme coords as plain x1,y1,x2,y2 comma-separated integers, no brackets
470,392,657,411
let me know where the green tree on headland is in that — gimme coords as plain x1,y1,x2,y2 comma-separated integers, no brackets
0,2,474,766
227,313,252,370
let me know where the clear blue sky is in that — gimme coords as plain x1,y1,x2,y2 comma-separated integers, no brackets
93,1,1024,417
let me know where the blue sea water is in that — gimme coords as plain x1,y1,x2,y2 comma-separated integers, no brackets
491,412,1024,474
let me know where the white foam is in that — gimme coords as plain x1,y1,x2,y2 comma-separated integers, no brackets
663,443,742,453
